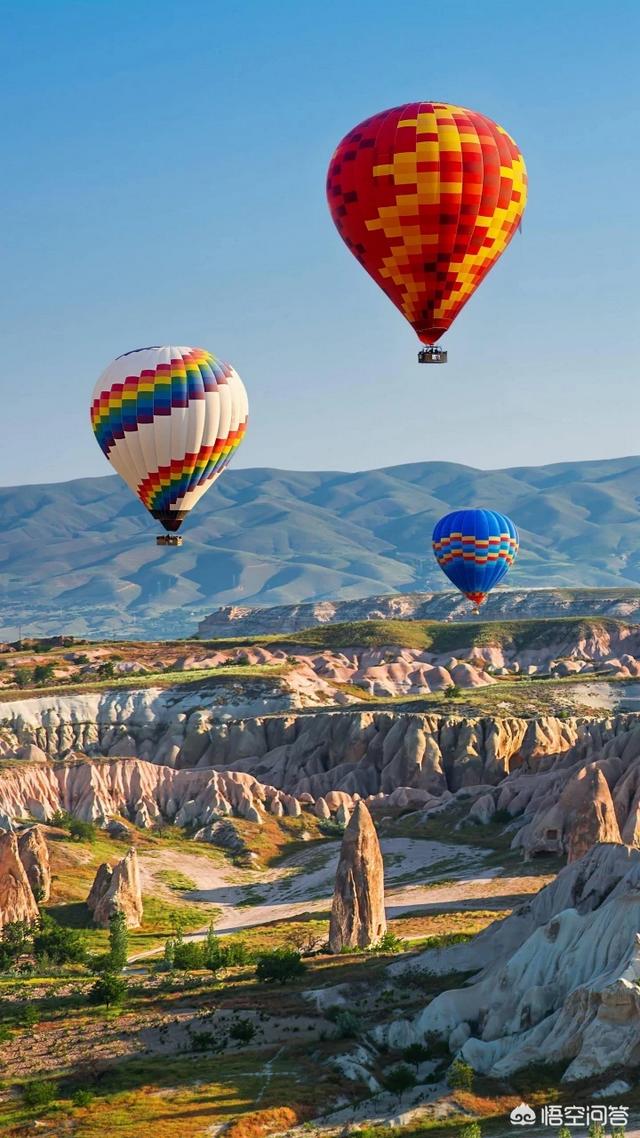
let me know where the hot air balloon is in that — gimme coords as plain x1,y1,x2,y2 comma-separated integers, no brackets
326,102,527,362
90,346,248,545
432,509,519,608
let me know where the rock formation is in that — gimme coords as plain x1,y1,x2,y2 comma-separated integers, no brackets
88,848,143,929
0,831,39,931
328,801,386,953
86,862,113,914
382,843,640,1082
199,587,640,639
17,825,51,902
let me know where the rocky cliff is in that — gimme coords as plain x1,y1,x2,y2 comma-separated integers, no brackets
3,713,640,864
382,843,640,1082
199,587,640,638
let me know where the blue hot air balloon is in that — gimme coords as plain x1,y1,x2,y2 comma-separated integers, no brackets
432,508,519,608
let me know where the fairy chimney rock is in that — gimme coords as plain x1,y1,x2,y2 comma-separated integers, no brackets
328,800,386,953
0,832,39,931
17,826,51,902
90,849,143,929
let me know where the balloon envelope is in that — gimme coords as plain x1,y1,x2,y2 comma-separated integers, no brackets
327,102,527,345
432,508,519,606
91,346,248,532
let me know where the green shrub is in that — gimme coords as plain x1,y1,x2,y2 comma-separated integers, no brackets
447,1056,474,1091
403,1042,430,1066
189,1029,218,1051
32,663,55,684
205,935,252,972
23,1079,56,1108
72,1088,94,1107
255,948,306,984
68,818,97,843
89,972,126,1007
318,817,346,837
229,1018,256,1043
0,919,31,971
13,667,32,687
173,941,205,971
372,930,405,954
20,1004,40,1030
107,910,128,972
459,1124,481,1138
383,1064,416,1094
33,913,87,965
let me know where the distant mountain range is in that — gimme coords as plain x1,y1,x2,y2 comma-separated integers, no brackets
4,455,640,639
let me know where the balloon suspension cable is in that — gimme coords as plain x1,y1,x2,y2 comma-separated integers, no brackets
157,535,183,547
418,346,447,364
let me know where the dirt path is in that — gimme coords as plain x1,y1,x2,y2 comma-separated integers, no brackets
130,839,547,962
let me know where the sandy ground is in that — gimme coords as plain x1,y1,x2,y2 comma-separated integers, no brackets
132,838,545,961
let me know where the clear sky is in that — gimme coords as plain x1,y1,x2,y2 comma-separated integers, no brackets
1,0,638,487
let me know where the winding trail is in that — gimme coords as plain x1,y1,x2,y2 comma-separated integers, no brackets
130,837,547,962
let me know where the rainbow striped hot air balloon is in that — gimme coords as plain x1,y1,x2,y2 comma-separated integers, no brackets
91,346,248,541
432,508,519,607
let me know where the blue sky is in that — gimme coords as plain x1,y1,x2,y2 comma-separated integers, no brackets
1,0,638,486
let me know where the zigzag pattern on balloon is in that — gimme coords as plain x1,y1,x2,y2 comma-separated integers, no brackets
432,508,519,605
90,345,248,533
327,102,527,345
433,533,518,566
138,428,246,512
90,349,229,456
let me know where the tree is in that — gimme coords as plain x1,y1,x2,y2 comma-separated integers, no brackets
0,920,31,971
20,1004,40,1030
255,948,306,984
205,935,251,973
33,913,87,966
229,1018,256,1043
447,1057,474,1091
403,1042,430,1067
97,661,116,679
163,936,176,969
459,1125,481,1138
13,667,32,687
173,941,205,971
107,910,128,971
588,1125,605,1138
383,1064,417,1095
23,1079,56,1109
89,972,126,1007
32,663,55,685
68,819,97,843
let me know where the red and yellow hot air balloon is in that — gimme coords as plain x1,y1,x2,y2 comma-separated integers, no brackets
326,102,527,362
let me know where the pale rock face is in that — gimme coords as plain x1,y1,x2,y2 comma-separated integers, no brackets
17,826,51,902
0,831,39,931
383,844,640,1081
328,801,386,953
90,848,143,929
467,793,496,825
86,862,113,914
515,763,622,860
